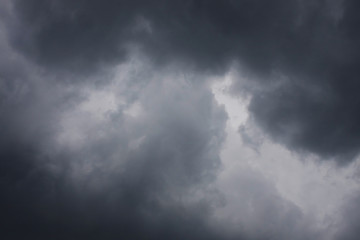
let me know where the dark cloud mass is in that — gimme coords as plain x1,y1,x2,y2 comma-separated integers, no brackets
0,53,229,238
2,0,360,239
7,0,360,161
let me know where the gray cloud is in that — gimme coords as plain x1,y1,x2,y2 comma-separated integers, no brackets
216,165,325,240
0,28,230,237
2,0,360,239
7,0,360,161
334,190,360,240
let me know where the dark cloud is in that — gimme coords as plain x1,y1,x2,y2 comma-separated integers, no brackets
2,0,360,239
0,25,230,237
9,0,298,74
8,0,360,161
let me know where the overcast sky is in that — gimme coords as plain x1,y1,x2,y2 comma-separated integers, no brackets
2,0,360,239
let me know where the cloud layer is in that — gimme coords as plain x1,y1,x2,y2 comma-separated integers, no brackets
7,0,360,161
2,0,360,239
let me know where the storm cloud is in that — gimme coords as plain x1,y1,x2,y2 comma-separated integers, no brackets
5,0,360,161
0,50,228,238
2,0,360,239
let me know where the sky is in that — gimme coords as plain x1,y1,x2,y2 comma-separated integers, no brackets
2,0,360,239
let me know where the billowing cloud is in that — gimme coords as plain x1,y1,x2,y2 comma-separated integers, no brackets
6,0,360,161
0,38,228,238
2,0,360,239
